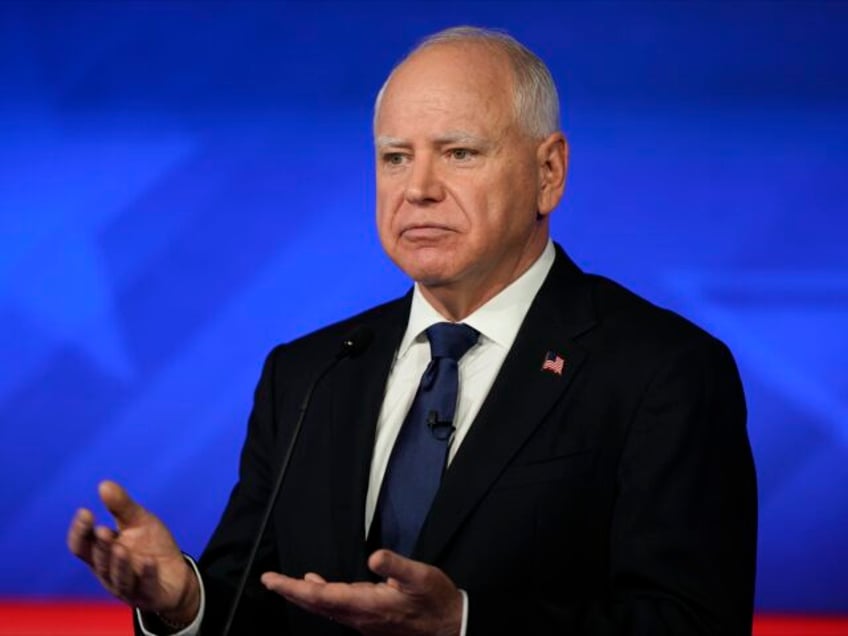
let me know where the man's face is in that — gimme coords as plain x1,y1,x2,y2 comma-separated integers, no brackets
374,44,553,307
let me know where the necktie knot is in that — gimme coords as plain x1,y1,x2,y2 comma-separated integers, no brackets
426,322,479,362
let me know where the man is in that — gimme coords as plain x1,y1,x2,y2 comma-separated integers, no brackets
68,26,757,635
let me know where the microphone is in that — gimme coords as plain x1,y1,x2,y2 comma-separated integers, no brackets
338,324,374,359
221,325,374,636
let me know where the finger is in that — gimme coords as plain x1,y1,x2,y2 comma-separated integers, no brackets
67,508,96,564
109,541,135,599
91,526,118,584
262,573,327,612
261,572,308,596
262,573,366,616
99,480,145,528
368,549,427,590
261,572,347,622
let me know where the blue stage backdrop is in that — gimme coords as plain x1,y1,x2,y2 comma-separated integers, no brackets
1,1,846,614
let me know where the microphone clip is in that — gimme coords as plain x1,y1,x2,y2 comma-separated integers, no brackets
426,410,455,442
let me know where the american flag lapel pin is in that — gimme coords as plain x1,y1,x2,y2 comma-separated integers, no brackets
541,351,565,376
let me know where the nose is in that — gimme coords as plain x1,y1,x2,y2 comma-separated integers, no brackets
404,156,445,205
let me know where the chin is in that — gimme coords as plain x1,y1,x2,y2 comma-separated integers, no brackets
401,266,449,286
394,251,459,285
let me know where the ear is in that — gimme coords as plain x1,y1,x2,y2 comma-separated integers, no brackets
535,132,568,218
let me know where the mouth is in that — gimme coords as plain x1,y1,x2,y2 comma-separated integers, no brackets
400,224,456,242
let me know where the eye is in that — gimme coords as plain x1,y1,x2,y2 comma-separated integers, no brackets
449,148,476,161
382,152,407,166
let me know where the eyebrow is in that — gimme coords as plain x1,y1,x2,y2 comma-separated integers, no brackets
375,136,409,149
375,132,493,150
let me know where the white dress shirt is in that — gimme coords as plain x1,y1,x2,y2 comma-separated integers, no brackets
139,241,556,636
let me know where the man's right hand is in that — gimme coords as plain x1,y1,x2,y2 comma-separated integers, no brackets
67,480,200,626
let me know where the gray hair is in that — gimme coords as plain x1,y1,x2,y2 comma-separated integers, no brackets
373,26,561,139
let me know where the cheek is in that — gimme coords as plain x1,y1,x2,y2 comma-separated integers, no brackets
375,206,394,256
455,184,503,236
375,185,400,231
446,180,488,227
477,171,536,227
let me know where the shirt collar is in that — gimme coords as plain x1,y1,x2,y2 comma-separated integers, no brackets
397,240,556,358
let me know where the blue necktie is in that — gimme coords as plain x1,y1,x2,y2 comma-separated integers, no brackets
376,322,479,556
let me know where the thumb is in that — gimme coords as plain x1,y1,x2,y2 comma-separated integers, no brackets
98,480,145,528
368,549,425,590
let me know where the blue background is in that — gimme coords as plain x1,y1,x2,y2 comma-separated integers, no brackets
1,0,846,613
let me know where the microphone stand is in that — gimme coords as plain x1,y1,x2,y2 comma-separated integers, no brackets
221,326,372,636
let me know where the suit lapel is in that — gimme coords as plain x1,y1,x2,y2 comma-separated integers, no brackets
328,297,409,580
415,247,597,563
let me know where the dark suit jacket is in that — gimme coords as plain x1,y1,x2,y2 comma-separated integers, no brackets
186,245,756,635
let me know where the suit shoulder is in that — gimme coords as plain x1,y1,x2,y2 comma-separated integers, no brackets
576,274,744,412
266,294,409,364
585,273,732,359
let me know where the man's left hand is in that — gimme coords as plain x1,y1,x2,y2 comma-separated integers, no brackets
260,549,463,636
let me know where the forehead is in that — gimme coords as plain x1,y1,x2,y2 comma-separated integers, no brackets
375,43,517,137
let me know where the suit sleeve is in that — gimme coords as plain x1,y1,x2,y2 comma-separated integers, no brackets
466,337,757,636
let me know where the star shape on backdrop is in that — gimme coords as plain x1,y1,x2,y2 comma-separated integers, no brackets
0,128,194,393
